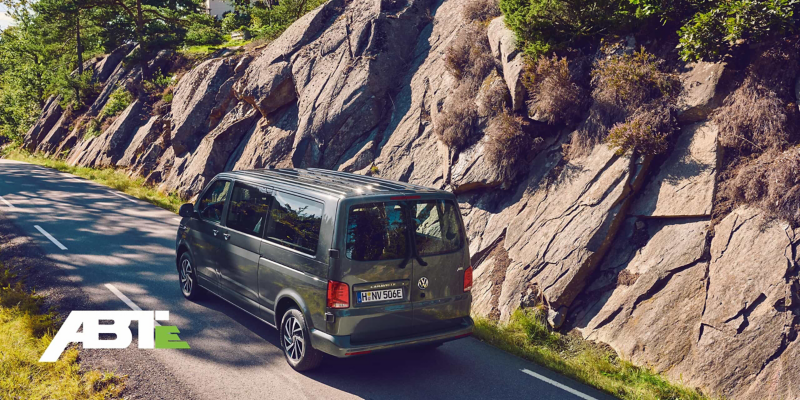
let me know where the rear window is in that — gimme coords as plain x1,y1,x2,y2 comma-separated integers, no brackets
345,199,464,261
264,192,323,256
346,202,408,261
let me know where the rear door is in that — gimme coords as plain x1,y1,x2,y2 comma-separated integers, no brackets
219,181,272,311
337,201,414,344
409,199,470,335
191,179,232,286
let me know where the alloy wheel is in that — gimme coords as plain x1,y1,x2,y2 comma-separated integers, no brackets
180,258,193,296
283,316,305,361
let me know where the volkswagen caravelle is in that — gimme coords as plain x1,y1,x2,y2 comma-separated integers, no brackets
175,168,473,371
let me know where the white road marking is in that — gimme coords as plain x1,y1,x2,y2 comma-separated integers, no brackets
109,191,138,203
34,225,68,250
521,369,597,400
0,195,14,209
104,283,161,326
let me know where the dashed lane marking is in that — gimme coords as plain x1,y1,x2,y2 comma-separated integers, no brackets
34,225,68,250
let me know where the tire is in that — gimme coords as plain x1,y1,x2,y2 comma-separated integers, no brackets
178,252,203,300
280,307,323,371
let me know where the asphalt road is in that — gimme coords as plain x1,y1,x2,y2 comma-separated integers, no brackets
0,159,617,400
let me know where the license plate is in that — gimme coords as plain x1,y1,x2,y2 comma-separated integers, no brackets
357,288,403,304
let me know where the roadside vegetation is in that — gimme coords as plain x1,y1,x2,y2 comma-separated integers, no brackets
2,148,184,213
0,259,125,399
474,307,711,400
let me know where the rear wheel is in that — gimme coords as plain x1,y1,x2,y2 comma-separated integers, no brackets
280,307,323,371
178,252,203,300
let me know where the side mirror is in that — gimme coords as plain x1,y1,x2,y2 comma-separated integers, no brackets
179,203,195,218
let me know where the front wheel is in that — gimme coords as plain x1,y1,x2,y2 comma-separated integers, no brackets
178,252,203,300
280,308,323,371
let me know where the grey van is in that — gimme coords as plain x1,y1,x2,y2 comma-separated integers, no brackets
175,168,474,371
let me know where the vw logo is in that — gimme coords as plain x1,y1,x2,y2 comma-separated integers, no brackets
418,277,429,290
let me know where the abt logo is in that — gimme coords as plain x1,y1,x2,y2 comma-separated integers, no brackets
40,310,189,362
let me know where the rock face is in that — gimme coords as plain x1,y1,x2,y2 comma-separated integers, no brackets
21,0,796,397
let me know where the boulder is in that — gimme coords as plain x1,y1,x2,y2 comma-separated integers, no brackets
631,121,719,217
487,17,525,111
170,57,236,155
92,43,135,84
23,96,62,151
36,112,72,155
72,99,145,167
676,61,727,123
233,61,296,118
118,116,165,168
450,138,505,192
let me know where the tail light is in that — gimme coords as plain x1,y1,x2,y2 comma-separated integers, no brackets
327,280,350,308
464,265,473,292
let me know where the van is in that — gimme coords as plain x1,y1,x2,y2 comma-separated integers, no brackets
175,168,474,370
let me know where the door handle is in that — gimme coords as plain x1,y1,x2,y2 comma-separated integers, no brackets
213,229,219,237
223,233,231,241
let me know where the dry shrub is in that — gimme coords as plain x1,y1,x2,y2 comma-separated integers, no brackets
463,0,500,22
485,111,543,181
477,73,510,117
434,85,478,151
444,24,495,86
568,48,678,158
591,49,679,112
719,146,800,225
713,46,799,153
606,104,675,156
525,55,585,125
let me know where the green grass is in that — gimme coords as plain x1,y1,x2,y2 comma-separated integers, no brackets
473,307,713,400
3,148,184,213
0,263,125,399
180,38,252,55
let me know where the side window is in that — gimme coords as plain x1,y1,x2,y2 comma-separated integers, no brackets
226,182,271,236
198,180,231,223
264,192,323,256
413,200,463,256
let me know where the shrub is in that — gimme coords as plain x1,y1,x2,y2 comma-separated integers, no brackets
434,85,479,151
101,88,133,118
444,24,496,85
591,49,678,111
719,146,800,225
143,71,173,94
84,118,102,139
477,74,511,117
500,0,636,57
463,0,501,21
678,0,798,62
485,111,543,181
524,55,585,125
221,11,252,34
184,23,225,46
713,45,798,152
606,104,674,156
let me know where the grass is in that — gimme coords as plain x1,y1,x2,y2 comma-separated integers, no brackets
0,263,125,399
473,307,713,400
3,148,184,213
180,38,252,56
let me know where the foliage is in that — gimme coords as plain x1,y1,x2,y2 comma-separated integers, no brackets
592,49,678,110
463,0,502,21
4,148,185,212
485,111,543,182
499,0,637,57
143,71,174,93
474,307,711,400
162,91,174,103
83,118,102,139
719,146,800,225
678,0,798,61
433,85,479,151
606,104,674,155
0,257,125,399
524,55,585,125
101,88,133,118
444,24,496,85
221,11,252,34
249,0,328,40
184,23,224,46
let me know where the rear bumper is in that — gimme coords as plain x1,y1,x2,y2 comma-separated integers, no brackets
310,316,474,357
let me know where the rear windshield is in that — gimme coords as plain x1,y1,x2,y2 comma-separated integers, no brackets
345,199,463,261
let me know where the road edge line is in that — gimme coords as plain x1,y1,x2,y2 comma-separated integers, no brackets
33,225,67,250
521,369,598,400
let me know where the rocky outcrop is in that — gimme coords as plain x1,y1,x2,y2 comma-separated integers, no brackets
20,0,796,397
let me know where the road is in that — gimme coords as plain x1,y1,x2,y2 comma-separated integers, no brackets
0,159,616,400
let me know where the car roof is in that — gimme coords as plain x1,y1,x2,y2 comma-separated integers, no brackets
215,168,449,199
